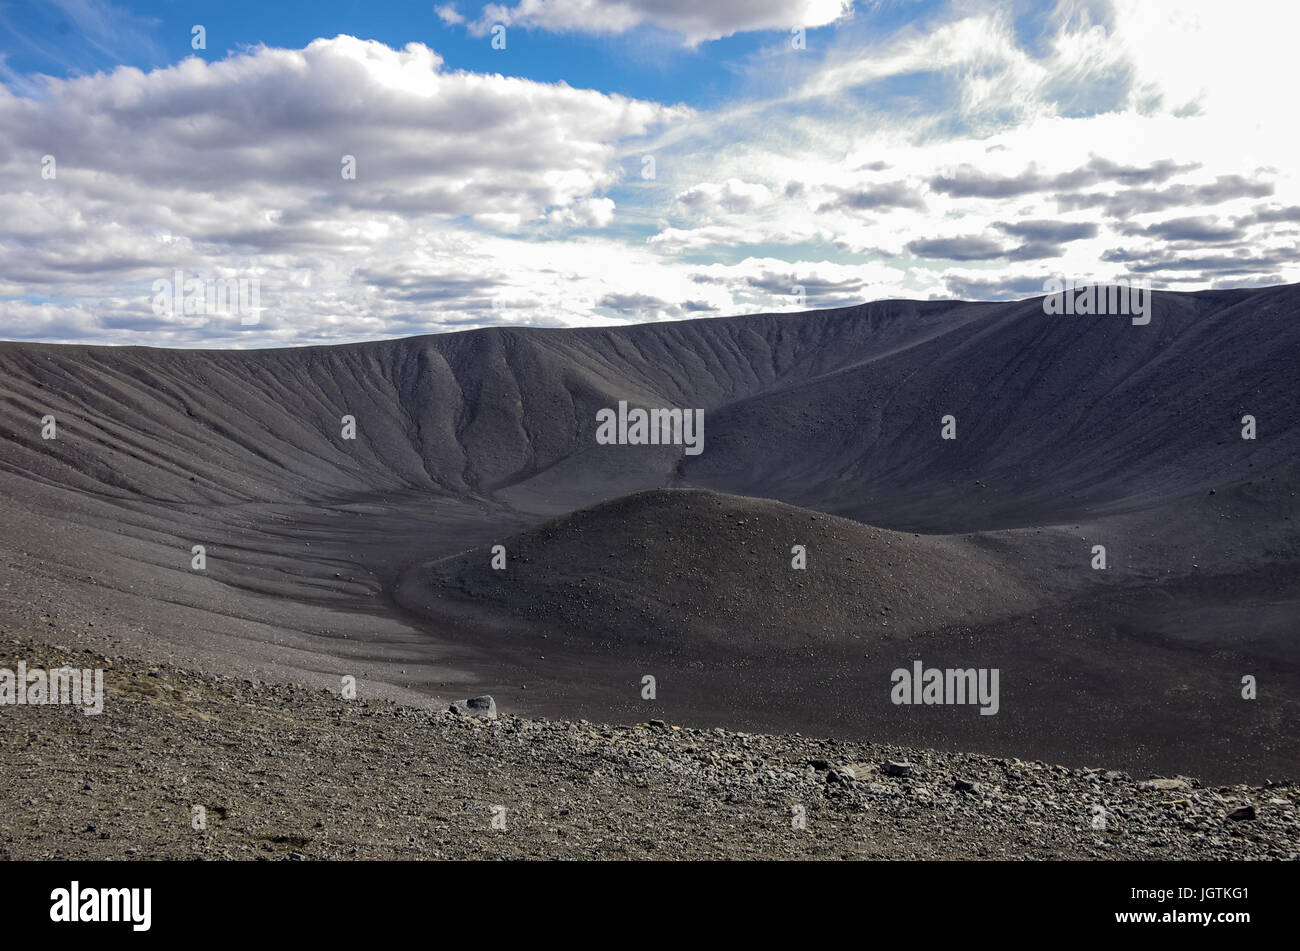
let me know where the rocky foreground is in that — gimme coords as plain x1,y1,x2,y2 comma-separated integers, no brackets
1,637,1296,860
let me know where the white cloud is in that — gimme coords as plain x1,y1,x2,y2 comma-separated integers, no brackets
548,196,617,227
435,4,466,26
470,0,855,45
673,179,773,216
0,36,687,345
3,3,1300,348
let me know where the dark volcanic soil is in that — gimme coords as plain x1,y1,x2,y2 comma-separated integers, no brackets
2,638,1296,861
397,488,1300,783
1,285,1298,804
406,489,1062,649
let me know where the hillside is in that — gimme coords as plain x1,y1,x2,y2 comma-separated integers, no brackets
2,636,1294,861
404,488,1060,649
1,285,1297,781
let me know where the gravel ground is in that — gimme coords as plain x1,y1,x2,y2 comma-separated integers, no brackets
1,637,1296,861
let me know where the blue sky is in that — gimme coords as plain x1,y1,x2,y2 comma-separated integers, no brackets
3,1,934,106
1,0,1297,347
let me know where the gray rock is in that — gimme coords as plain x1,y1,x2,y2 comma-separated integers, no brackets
1226,804,1256,821
449,696,497,719
1139,777,1190,792
827,767,857,786
883,760,914,778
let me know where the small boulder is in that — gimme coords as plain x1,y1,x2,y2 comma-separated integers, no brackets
1226,804,1256,821
883,760,914,778
826,768,854,786
843,762,876,781
449,696,497,719
1139,777,1191,792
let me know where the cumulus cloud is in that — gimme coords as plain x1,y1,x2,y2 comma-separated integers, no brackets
1236,205,1300,226
1057,175,1275,217
673,179,772,216
688,258,906,310
4,1,1300,347
14,35,667,223
0,36,684,344
1123,216,1243,244
435,4,466,25
597,291,715,319
943,273,1057,301
929,157,1197,199
1101,247,1297,277
816,181,927,213
906,236,1007,261
468,0,855,45
549,197,618,228
995,220,1098,243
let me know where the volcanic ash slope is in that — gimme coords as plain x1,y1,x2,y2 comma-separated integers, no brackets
403,488,1056,651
